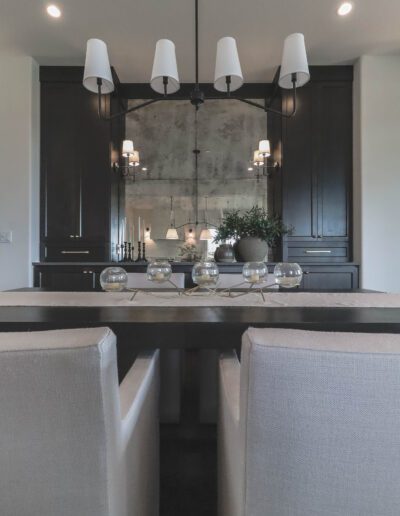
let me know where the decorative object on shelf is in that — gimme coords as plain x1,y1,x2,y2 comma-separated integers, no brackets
166,196,179,240
142,241,147,262
215,207,289,262
135,241,143,262
83,1,309,122
242,262,268,284
147,261,172,283
214,243,235,263
100,267,128,292
179,242,201,262
274,262,303,288
188,261,220,294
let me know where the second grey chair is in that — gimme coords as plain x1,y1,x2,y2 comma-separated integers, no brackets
219,327,400,516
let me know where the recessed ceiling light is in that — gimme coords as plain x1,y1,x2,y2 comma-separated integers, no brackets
248,167,253,171
46,4,61,18
142,167,147,171
337,2,353,16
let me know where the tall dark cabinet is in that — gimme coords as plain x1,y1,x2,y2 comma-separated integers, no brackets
40,67,124,262
269,66,353,263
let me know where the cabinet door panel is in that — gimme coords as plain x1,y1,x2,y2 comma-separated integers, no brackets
302,271,354,290
42,84,81,239
317,83,352,238
79,90,110,241
39,271,96,291
282,87,317,238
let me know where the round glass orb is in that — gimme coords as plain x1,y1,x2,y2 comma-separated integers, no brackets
100,266,128,292
192,261,219,287
242,262,268,284
274,262,303,288
147,261,172,283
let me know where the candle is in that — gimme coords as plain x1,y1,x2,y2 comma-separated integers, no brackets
250,273,260,283
131,224,134,244
155,271,165,282
138,216,141,242
121,219,125,243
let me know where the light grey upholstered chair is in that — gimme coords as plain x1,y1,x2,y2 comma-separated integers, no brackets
0,327,159,516
219,327,400,516
127,272,185,423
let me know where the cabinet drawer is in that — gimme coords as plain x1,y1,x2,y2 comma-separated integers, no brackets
44,245,107,262
288,245,349,262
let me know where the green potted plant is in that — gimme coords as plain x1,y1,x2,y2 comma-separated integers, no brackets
214,207,289,262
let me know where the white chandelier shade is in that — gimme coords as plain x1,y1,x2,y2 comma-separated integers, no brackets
166,227,179,240
258,139,271,157
150,39,180,94
278,33,310,89
83,39,114,94
122,140,134,157
199,228,213,241
129,151,140,167
253,150,264,165
214,37,244,92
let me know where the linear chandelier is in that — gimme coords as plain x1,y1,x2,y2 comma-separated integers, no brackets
82,0,310,126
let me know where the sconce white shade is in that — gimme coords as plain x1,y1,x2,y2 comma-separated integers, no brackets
253,150,264,165
129,151,140,167
83,39,114,94
166,227,179,240
122,140,134,157
150,39,180,94
279,33,310,89
258,140,271,157
200,228,213,241
214,37,244,92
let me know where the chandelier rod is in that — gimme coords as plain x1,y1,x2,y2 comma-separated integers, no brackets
195,0,199,88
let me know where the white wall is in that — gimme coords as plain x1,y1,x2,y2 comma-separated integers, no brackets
0,55,39,290
354,55,400,292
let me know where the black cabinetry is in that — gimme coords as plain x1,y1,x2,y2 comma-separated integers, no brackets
269,66,353,262
40,67,124,262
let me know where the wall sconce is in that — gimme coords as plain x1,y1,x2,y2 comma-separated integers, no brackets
122,140,134,157
250,139,280,180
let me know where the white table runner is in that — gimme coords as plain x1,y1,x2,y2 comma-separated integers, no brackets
1,291,400,308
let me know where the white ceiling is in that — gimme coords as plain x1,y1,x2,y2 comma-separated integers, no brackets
1,0,399,83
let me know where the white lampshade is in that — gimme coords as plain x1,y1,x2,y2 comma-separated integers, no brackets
83,39,114,94
200,228,213,241
279,33,310,89
166,227,179,240
214,37,244,92
258,140,271,157
253,150,264,165
122,140,134,157
129,151,140,167
150,39,180,94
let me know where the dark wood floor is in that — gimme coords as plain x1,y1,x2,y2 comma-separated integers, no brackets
160,350,217,516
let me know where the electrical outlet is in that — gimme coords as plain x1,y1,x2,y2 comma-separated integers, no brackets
0,231,12,243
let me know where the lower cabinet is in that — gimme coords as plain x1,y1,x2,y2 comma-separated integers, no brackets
301,265,358,290
33,263,360,291
35,267,100,291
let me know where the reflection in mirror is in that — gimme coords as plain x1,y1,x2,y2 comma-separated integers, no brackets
124,98,269,261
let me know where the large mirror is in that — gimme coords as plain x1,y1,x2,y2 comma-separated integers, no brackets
124,98,268,260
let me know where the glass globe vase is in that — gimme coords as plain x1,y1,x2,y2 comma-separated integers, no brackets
147,261,172,283
242,262,268,284
274,262,303,288
192,261,219,287
100,266,128,292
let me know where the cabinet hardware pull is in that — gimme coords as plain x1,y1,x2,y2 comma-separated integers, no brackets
305,250,332,254
61,250,90,254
